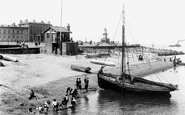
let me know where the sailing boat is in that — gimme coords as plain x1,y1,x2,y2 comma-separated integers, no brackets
97,5,178,97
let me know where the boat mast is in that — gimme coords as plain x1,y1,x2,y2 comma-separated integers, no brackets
122,5,126,73
60,0,63,55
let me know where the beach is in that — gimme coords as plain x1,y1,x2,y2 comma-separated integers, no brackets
0,53,176,115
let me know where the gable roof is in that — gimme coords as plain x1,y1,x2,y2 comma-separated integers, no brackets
43,26,72,33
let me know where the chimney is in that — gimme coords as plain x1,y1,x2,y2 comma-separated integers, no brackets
12,23,16,26
19,20,22,24
67,23,70,31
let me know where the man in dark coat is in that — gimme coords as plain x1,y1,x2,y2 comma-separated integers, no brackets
28,90,37,100
84,77,89,92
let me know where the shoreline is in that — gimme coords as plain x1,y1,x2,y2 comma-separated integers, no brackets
0,54,179,115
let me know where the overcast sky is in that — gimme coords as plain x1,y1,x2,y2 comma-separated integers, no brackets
1,0,185,46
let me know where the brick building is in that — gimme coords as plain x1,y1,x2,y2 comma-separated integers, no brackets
43,24,78,55
0,23,28,42
19,19,52,42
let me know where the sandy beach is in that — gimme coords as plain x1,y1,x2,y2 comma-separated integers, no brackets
0,53,176,115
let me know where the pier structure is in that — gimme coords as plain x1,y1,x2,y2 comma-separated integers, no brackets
0,42,184,55
79,44,184,57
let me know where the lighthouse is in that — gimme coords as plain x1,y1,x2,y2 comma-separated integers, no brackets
101,28,110,44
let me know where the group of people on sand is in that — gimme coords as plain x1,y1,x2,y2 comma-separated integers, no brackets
28,75,90,114
28,88,77,114
76,75,89,92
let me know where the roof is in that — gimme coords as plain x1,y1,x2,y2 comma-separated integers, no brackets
43,26,71,33
19,22,51,26
0,25,28,29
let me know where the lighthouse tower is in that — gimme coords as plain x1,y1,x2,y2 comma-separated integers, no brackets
101,28,110,44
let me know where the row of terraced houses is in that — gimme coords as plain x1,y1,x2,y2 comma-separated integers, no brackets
0,19,52,42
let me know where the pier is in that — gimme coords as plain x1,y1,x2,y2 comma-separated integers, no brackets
0,42,184,56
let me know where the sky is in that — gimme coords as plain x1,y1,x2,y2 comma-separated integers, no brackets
1,0,185,46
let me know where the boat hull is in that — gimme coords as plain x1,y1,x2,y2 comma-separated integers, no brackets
97,73,176,96
1,54,18,62
90,60,115,66
71,65,91,73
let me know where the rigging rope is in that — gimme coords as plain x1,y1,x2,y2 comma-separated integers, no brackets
125,14,139,44
111,10,176,89
144,57,171,84
112,11,123,42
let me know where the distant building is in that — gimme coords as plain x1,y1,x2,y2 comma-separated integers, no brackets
43,24,78,55
0,19,51,43
19,19,52,42
101,28,110,44
0,23,28,42
44,24,72,44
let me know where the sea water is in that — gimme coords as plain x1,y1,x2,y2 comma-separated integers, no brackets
57,47,185,115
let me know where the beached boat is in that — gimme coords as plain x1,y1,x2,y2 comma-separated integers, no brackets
97,5,178,97
90,59,115,66
0,54,18,62
71,65,91,73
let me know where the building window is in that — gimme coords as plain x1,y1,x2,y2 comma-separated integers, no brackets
0,30,1,34
47,33,50,38
8,30,10,34
3,30,6,34
17,30,19,34
12,30,14,34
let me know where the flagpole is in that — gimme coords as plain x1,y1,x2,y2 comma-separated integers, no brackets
60,0,63,55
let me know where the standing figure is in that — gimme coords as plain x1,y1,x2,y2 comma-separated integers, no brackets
52,99,58,111
72,89,78,98
84,76,87,89
71,97,77,108
63,95,69,108
84,77,89,92
76,78,79,89
44,100,50,113
78,78,82,91
66,87,73,95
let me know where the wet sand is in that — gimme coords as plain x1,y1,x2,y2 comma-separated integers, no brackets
0,53,176,115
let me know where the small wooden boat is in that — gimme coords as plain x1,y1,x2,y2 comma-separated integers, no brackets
91,59,115,66
71,65,91,73
1,54,18,62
